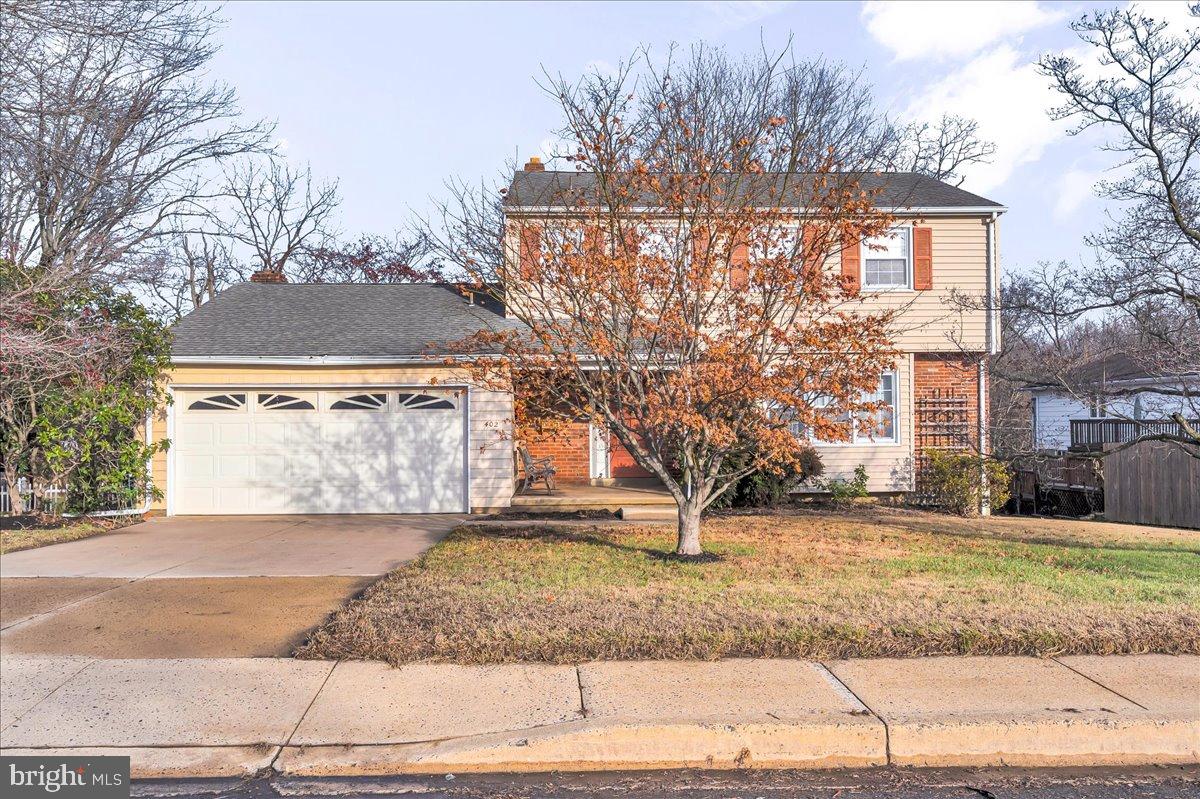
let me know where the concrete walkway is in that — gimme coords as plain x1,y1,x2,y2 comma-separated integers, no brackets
0,654,1195,777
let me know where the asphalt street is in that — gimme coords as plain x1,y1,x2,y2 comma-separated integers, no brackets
132,766,1199,798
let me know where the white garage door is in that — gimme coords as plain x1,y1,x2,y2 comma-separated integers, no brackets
173,388,466,514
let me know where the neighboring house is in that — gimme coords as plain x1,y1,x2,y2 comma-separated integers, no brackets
152,164,1003,516
1027,354,1199,452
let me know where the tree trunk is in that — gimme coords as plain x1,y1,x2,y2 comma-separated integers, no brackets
675,496,704,556
5,470,26,515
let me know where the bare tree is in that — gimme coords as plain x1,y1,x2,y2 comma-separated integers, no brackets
299,232,440,283
218,159,340,279
0,1,269,287
1011,5,1200,452
423,173,510,283
138,229,238,319
0,0,270,508
887,114,997,186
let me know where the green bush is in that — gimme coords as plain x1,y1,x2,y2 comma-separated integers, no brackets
818,464,870,505
711,444,824,509
922,448,1012,516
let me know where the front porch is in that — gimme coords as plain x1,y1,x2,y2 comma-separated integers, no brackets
510,483,676,516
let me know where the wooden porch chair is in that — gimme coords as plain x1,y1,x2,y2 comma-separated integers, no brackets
517,445,557,494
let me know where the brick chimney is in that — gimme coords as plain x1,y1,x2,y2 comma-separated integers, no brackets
523,156,545,172
250,270,287,284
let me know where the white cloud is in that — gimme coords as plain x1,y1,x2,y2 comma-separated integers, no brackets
1053,168,1102,220
862,1,1065,62
1135,1,1200,33
902,44,1071,192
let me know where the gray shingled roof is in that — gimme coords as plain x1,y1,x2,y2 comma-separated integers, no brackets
171,283,524,358
504,170,1003,210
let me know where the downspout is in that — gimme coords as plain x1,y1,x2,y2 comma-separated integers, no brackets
979,213,1000,515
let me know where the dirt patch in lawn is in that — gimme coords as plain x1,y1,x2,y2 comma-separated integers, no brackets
297,509,1200,664
3,576,373,658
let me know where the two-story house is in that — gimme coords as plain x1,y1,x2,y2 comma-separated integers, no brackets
507,161,1004,496
153,163,1002,516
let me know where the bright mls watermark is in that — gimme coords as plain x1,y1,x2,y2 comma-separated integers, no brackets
3,756,129,798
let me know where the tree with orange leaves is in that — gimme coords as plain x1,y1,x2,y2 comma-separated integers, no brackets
439,48,906,555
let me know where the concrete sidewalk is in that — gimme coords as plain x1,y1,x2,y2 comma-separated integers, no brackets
0,655,1196,777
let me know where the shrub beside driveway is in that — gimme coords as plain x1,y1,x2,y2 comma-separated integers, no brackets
297,509,1200,664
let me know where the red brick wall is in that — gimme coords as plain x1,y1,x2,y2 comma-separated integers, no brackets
525,421,591,483
523,422,656,482
912,353,985,452
610,436,654,478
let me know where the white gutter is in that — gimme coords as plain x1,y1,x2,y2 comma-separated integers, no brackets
978,358,990,516
170,354,502,366
984,212,1000,355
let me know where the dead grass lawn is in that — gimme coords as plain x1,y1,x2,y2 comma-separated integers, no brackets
297,508,1200,664
0,518,120,554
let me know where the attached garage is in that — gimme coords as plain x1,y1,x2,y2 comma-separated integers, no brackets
172,387,467,514
157,282,522,516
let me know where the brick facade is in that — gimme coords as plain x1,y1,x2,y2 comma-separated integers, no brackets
610,436,654,478
912,353,985,453
525,421,591,483
523,421,656,484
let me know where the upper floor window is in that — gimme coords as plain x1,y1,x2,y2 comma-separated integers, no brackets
862,227,911,289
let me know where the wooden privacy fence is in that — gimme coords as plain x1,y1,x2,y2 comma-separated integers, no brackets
1103,441,1200,529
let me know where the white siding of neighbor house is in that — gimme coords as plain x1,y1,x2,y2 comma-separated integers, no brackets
795,354,916,493
154,364,514,513
1032,386,1192,451
1032,391,1091,451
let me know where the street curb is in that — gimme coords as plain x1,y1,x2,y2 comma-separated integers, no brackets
0,746,278,778
883,713,1200,768
275,716,888,775
3,712,1196,777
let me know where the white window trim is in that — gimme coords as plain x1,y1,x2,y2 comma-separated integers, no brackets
805,370,903,447
860,226,913,292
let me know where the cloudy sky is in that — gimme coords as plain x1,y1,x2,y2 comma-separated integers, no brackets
207,0,1197,276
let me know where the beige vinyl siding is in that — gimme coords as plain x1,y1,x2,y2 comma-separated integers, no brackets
796,354,915,494
504,214,993,353
851,215,991,352
152,364,514,513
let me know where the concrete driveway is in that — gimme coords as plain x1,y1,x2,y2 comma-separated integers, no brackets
0,514,464,578
0,514,465,658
